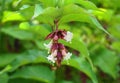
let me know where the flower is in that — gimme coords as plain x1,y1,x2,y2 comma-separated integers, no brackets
52,50,58,56
47,55,56,63
47,50,57,63
64,31,73,42
63,52,72,60
44,29,73,66
44,40,52,49
62,49,72,60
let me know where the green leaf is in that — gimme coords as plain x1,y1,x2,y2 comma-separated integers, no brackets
58,4,109,35
58,13,110,35
19,0,40,6
35,7,61,25
62,57,98,83
112,41,120,52
60,38,89,57
19,23,50,38
75,0,97,10
108,24,120,39
9,78,40,83
61,4,87,16
32,4,43,19
58,0,97,10
89,16,110,35
2,11,25,23
60,38,95,70
35,40,47,50
92,47,119,79
19,22,30,30
58,14,90,25
0,54,17,67
8,50,48,71
39,0,57,8
58,80,74,83
1,27,35,40
19,6,34,20
10,65,55,83
28,25,50,38
0,73,9,83
92,9,114,22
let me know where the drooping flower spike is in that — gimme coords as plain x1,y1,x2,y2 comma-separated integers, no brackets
44,26,73,66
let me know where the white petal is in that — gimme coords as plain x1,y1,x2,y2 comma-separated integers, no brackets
64,31,73,42
47,55,56,63
64,52,72,60
44,40,52,49
47,50,57,63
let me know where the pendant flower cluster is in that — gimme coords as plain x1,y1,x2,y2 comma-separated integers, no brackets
44,29,73,66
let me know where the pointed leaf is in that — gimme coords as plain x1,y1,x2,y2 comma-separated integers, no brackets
92,47,119,79
2,11,25,23
58,14,109,35
62,57,98,83
60,38,89,57
0,54,17,67
8,50,48,71
32,4,43,19
58,0,97,10
10,66,55,83
19,6,34,20
39,0,57,8
1,27,35,40
35,7,61,25
60,38,95,70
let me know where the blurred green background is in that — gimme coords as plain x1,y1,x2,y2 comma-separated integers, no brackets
0,0,120,83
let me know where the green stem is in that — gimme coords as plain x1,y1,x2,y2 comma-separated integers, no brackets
54,20,59,31
87,57,97,72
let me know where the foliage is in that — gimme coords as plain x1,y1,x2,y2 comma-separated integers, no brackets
0,0,120,83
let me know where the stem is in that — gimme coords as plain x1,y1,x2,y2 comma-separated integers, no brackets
87,57,96,72
54,20,59,31
51,26,54,31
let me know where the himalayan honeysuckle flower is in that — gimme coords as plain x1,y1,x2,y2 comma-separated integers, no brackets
44,40,52,49
47,50,57,63
44,40,53,53
44,29,73,66
64,31,73,42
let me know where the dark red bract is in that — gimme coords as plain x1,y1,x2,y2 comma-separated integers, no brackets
45,30,67,41
45,29,72,67
49,43,66,66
